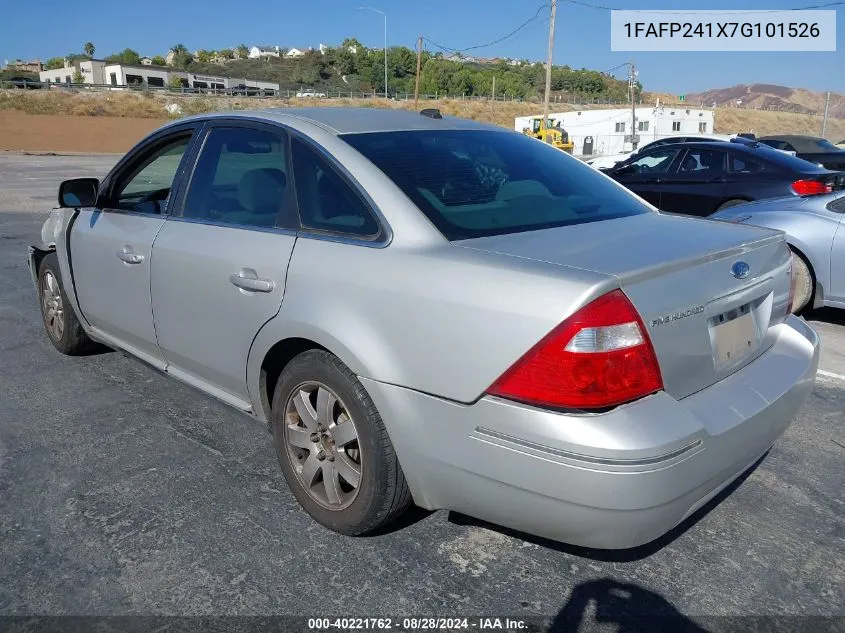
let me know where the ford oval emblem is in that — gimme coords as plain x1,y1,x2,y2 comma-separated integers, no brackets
731,261,751,279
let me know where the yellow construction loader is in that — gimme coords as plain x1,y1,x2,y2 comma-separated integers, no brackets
522,117,574,153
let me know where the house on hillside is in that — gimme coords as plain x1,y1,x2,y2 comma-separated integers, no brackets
319,43,329,55
285,48,306,58
249,45,280,59
140,57,153,65
4,59,43,73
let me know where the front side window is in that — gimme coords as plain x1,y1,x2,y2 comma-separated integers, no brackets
111,133,192,213
182,126,291,228
343,130,650,241
621,148,681,174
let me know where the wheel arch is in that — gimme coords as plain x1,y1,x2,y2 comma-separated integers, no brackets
247,322,389,425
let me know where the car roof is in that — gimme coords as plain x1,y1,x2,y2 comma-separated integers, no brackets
181,107,503,135
759,134,821,142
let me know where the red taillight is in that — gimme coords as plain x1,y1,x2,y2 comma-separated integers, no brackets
791,179,832,196
487,290,664,410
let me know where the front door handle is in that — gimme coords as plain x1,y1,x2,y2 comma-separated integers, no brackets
230,269,275,293
118,246,144,265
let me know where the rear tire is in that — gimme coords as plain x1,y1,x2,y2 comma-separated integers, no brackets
716,198,748,212
38,253,97,355
270,349,411,535
789,250,814,314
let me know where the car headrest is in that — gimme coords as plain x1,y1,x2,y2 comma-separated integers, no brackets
238,168,286,215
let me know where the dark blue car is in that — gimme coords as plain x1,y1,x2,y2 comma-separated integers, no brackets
605,140,844,217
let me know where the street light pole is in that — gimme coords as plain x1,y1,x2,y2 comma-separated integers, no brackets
359,6,388,98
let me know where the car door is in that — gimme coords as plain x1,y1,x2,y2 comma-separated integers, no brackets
609,147,682,207
149,122,298,409
70,125,199,367
829,196,845,303
657,147,728,216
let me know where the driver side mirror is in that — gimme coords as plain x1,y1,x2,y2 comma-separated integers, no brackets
58,178,100,208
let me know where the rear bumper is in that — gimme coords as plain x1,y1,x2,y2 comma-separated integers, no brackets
361,315,819,549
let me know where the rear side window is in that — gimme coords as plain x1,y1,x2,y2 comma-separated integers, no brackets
291,138,380,238
677,148,727,174
342,130,650,240
182,126,292,228
730,155,765,174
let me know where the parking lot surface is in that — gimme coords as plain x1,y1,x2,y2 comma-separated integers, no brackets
0,154,843,629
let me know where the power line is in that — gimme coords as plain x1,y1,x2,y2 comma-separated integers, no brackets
422,3,549,54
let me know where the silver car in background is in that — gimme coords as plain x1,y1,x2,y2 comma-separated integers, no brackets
712,192,845,312
29,108,819,549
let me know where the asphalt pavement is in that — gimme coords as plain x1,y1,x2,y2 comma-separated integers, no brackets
0,153,843,631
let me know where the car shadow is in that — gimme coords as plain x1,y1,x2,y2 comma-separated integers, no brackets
549,578,709,632
447,453,766,562
806,307,845,326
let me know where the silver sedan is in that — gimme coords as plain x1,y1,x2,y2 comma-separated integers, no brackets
29,108,819,549
712,192,845,313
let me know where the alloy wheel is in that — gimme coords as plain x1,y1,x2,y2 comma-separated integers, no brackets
42,270,64,341
284,382,362,510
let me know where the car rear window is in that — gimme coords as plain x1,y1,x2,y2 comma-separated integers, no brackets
342,130,650,240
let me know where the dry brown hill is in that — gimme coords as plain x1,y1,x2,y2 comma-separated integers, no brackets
687,84,845,119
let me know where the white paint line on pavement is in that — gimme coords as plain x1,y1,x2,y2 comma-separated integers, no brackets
818,369,845,382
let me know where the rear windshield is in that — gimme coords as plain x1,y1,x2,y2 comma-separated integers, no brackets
342,130,650,240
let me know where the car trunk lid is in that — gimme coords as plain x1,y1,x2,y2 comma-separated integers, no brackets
457,212,792,400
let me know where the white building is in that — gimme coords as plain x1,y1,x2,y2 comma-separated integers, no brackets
285,48,306,58
515,105,716,157
140,57,153,65
249,45,280,59
39,59,279,93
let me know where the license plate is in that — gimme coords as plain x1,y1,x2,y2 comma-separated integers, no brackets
712,311,759,371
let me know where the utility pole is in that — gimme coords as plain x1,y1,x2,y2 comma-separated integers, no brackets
414,35,422,110
821,90,830,137
542,0,557,143
492,75,496,101
629,61,638,150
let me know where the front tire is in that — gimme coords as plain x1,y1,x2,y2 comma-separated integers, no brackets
38,253,96,355
270,349,411,535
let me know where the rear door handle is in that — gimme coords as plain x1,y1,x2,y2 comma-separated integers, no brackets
118,246,144,265
230,269,275,293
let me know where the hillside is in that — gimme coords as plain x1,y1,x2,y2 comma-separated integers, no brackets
687,84,845,119
3,90,845,153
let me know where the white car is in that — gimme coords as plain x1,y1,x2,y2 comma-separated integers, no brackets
296,90,327,98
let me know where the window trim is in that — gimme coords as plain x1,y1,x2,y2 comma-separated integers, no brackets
171,120,299,232
288,131,392,247
826,195,845,213
98,123,202,217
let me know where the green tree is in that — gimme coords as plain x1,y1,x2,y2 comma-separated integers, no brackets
219,48,234,60
83,41,95,58
71,69,85,84
236,44,249,59
169,44,192,68
151,55,166,66
341,37,364,52
45,57,65,70
196,49,212,63
168,75,185,90
105,48,141,65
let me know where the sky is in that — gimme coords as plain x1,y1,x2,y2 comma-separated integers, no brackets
2,0,843,95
